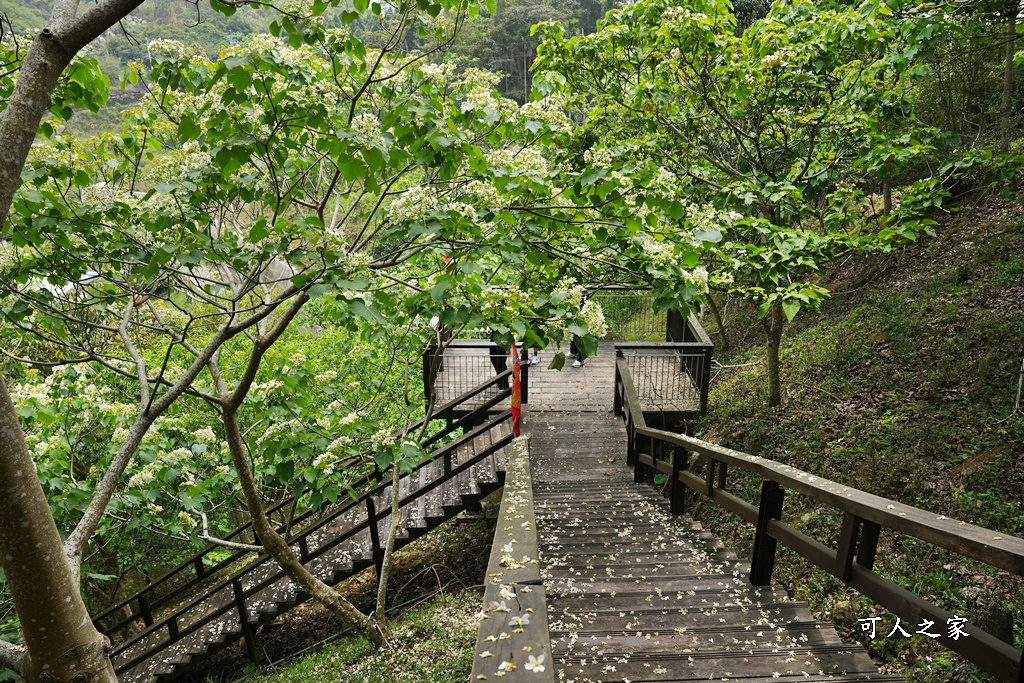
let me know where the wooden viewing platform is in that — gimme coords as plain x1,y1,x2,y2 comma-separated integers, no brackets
471,331,896,681
429,341,708,420
470,321,1024,682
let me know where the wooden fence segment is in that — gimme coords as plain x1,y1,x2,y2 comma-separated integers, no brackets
615,357,1024,683
472,408,556,683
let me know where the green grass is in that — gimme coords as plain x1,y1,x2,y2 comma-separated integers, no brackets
237,591,482,683
692,195,1024,682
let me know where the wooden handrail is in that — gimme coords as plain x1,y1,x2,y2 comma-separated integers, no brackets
614,357,1024,683
636,427,1024,574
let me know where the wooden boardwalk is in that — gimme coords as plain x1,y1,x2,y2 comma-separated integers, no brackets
526,372,899,681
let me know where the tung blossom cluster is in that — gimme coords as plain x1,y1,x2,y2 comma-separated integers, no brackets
520,93,573,134
388,185,440,224
485,148,550,177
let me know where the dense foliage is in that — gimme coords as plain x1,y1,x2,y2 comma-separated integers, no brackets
0,0,1022,679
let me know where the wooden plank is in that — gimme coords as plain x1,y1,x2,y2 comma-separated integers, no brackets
530,410,893,683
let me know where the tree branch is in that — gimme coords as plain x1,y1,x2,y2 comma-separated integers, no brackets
117,297,149,408
199,512,262,552
0,641,25,678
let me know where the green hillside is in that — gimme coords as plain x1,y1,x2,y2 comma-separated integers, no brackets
696,191,1024,682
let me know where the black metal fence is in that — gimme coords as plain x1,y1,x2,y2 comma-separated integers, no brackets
613,314,714,416
618,349,709,413
424,341,529,416
590,290,663,340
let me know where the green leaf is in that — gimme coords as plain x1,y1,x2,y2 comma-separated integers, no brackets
276,461,295,482
349,299,387,325
781,299,802,322
577,334,599,359
548,352,566,370
178,115,201,142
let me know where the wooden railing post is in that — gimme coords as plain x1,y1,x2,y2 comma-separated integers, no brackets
365,497,384,582
193,556,206,579
856,519,881,572
699,345,712,414
166,613,179,640
836,512,881,579
666,309,685,342
232,579,259,662
633,431,645,484
836,512,860,581
750,480,785,586
625,415,635,466
670,446,688,515
613,352,623,416
138,593,154,627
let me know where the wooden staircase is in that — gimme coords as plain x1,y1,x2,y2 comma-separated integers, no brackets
105,411,514,683
530,411,900,683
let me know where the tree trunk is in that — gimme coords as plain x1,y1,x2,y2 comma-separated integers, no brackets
220,406,385,648
1000,0,1019,153
882,178,892,216
763,303,785,407
706,292,729,356
0,375,117,683
373,462,403,633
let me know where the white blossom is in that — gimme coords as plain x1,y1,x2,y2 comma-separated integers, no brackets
177,511,198,530
193,427,216,443
388,185,439,224
315,370,339,384
580,300,608,338
371,428,394,451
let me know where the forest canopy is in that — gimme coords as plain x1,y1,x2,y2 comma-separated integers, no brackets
0,0,1022,681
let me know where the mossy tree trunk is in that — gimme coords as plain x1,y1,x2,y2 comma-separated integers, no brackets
763,302,785,407
0,377,118,683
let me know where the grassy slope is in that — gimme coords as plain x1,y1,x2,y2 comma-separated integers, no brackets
236,591,482,683
694,193,1024,682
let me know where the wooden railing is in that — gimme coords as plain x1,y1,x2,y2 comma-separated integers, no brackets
95,368,518,650
614,357,1024,683
471,405,555,682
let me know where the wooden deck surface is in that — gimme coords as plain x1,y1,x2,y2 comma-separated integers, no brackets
526,409,899,683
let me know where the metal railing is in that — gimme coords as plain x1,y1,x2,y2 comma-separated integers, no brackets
112,406,514,677
613,357,1024,683
590,290,663,340
615,345,712,415
612,312,714,416
424,340,529,413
